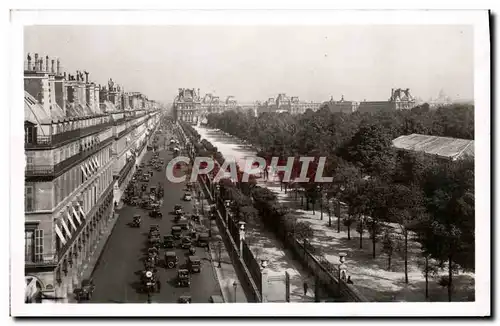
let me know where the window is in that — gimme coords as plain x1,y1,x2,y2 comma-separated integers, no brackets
34,229,44,262
25,230,34,262
25,186,34,212
25,126,35,144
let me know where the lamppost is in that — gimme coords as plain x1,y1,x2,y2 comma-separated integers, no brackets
338,186,345,233
215,184,220,205
216,235,223,268
200,192,205,216
260,259,269,303
224,200,231,224
317,185,323,220
338,252,347,292
238,221,246,255
233,281,238,303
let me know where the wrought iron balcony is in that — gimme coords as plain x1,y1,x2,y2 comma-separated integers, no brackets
25,121,112,149
25,137,113,179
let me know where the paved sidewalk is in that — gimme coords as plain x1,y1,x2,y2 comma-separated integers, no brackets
68,206,122,303
193,192,248,303
191,126,317,302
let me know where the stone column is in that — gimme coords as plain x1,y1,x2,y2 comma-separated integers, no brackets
260,260,269,303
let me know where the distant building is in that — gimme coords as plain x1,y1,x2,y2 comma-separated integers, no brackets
173,88,202,123
358,88,417,113
322,95,359,113
428,89,454,108
256,93,321,115
392,133,474,161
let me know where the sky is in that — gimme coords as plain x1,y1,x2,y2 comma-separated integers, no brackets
24,25,473,104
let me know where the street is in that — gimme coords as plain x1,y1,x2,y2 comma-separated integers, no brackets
89,132,221,303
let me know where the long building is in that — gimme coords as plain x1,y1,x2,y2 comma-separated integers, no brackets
174,88,242,123
24,53,162,303
357,88,417,113
257,93,321,115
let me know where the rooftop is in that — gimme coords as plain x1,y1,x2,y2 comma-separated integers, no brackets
392,133,474,161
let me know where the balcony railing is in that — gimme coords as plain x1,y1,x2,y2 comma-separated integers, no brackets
25,121,112,149
25,137,114,178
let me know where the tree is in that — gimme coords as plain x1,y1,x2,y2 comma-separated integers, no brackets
388,183,427,284
418,159,475,301
364,179,391,258
381,231,395,271
417,254,439,300
340,123,396,177
343,215,355,240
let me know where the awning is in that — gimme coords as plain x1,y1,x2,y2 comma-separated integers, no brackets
66,211,77,231
90,159,97,171
72,206,81,224
89,160,97,172
60,218,72,238
54,223,66,245
77,202,86,220
80,165,89,179
85,162,93,174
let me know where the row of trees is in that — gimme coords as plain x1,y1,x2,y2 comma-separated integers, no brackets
204,104,475,301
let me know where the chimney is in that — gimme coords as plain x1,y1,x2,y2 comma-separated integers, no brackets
63,72,66,79
34,53,39,71
76,71,80,81
51,59,55,73
84,71,89,84
56,59,60,75
26,53,32,71
45,56,49,72
40,57,44,72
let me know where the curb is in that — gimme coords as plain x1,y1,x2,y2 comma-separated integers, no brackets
207,241,228,303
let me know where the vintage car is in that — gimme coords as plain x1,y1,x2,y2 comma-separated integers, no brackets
180,236,192,249
149,224,160,233
73,278,95,301
142,270,161,293
149,207,163,219
178,295,192,304
176,218,189,230
177,269,190,287
165,251,179,269
197,233,210,247
183,193,192,201
188,255,201,273
190,214,201,223
174,205,183,215
171,226,182,239
149,234,161,245
163,235,175,248
131,214,141,228
209,295,224,303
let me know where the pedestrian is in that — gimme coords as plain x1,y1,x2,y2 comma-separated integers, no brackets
303,281,308,296
347,276,353,284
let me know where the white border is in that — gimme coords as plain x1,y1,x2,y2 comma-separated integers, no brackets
9,9,490,317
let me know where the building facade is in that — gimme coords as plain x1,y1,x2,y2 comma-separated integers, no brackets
357,88,417,113
321,96,359,113
173,88,202,123
24,53,161,303
257,93,321,115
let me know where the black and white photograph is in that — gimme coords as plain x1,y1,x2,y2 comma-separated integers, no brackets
9,8,490,317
